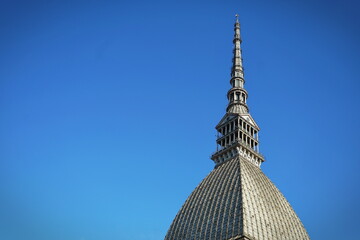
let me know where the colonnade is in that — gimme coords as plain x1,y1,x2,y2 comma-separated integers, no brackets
216,117,259,152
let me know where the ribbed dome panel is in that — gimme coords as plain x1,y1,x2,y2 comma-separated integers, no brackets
240,158,309,240
165,158,242,240
227,104,248,114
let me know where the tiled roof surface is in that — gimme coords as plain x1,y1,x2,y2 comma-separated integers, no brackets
165,157,309,240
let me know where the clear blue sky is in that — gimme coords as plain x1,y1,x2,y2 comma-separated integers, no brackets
1,0,359,239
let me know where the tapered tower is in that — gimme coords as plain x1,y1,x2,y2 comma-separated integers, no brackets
165,16,309,240
211,15,263,168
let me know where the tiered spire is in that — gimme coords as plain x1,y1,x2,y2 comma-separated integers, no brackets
226,14,249,114
211,15,264,168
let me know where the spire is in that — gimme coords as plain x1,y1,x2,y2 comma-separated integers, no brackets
226,14,249,114
211,16,264,168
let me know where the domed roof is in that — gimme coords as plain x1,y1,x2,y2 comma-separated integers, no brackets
165,157,309,240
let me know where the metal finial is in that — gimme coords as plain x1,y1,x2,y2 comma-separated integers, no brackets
235,14,239,22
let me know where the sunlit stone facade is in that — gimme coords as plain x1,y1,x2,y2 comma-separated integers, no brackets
165,16,309,240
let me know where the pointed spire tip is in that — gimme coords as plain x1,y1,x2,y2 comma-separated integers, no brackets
235,14,239,23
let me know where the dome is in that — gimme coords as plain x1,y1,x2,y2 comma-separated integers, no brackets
165,157,309,240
